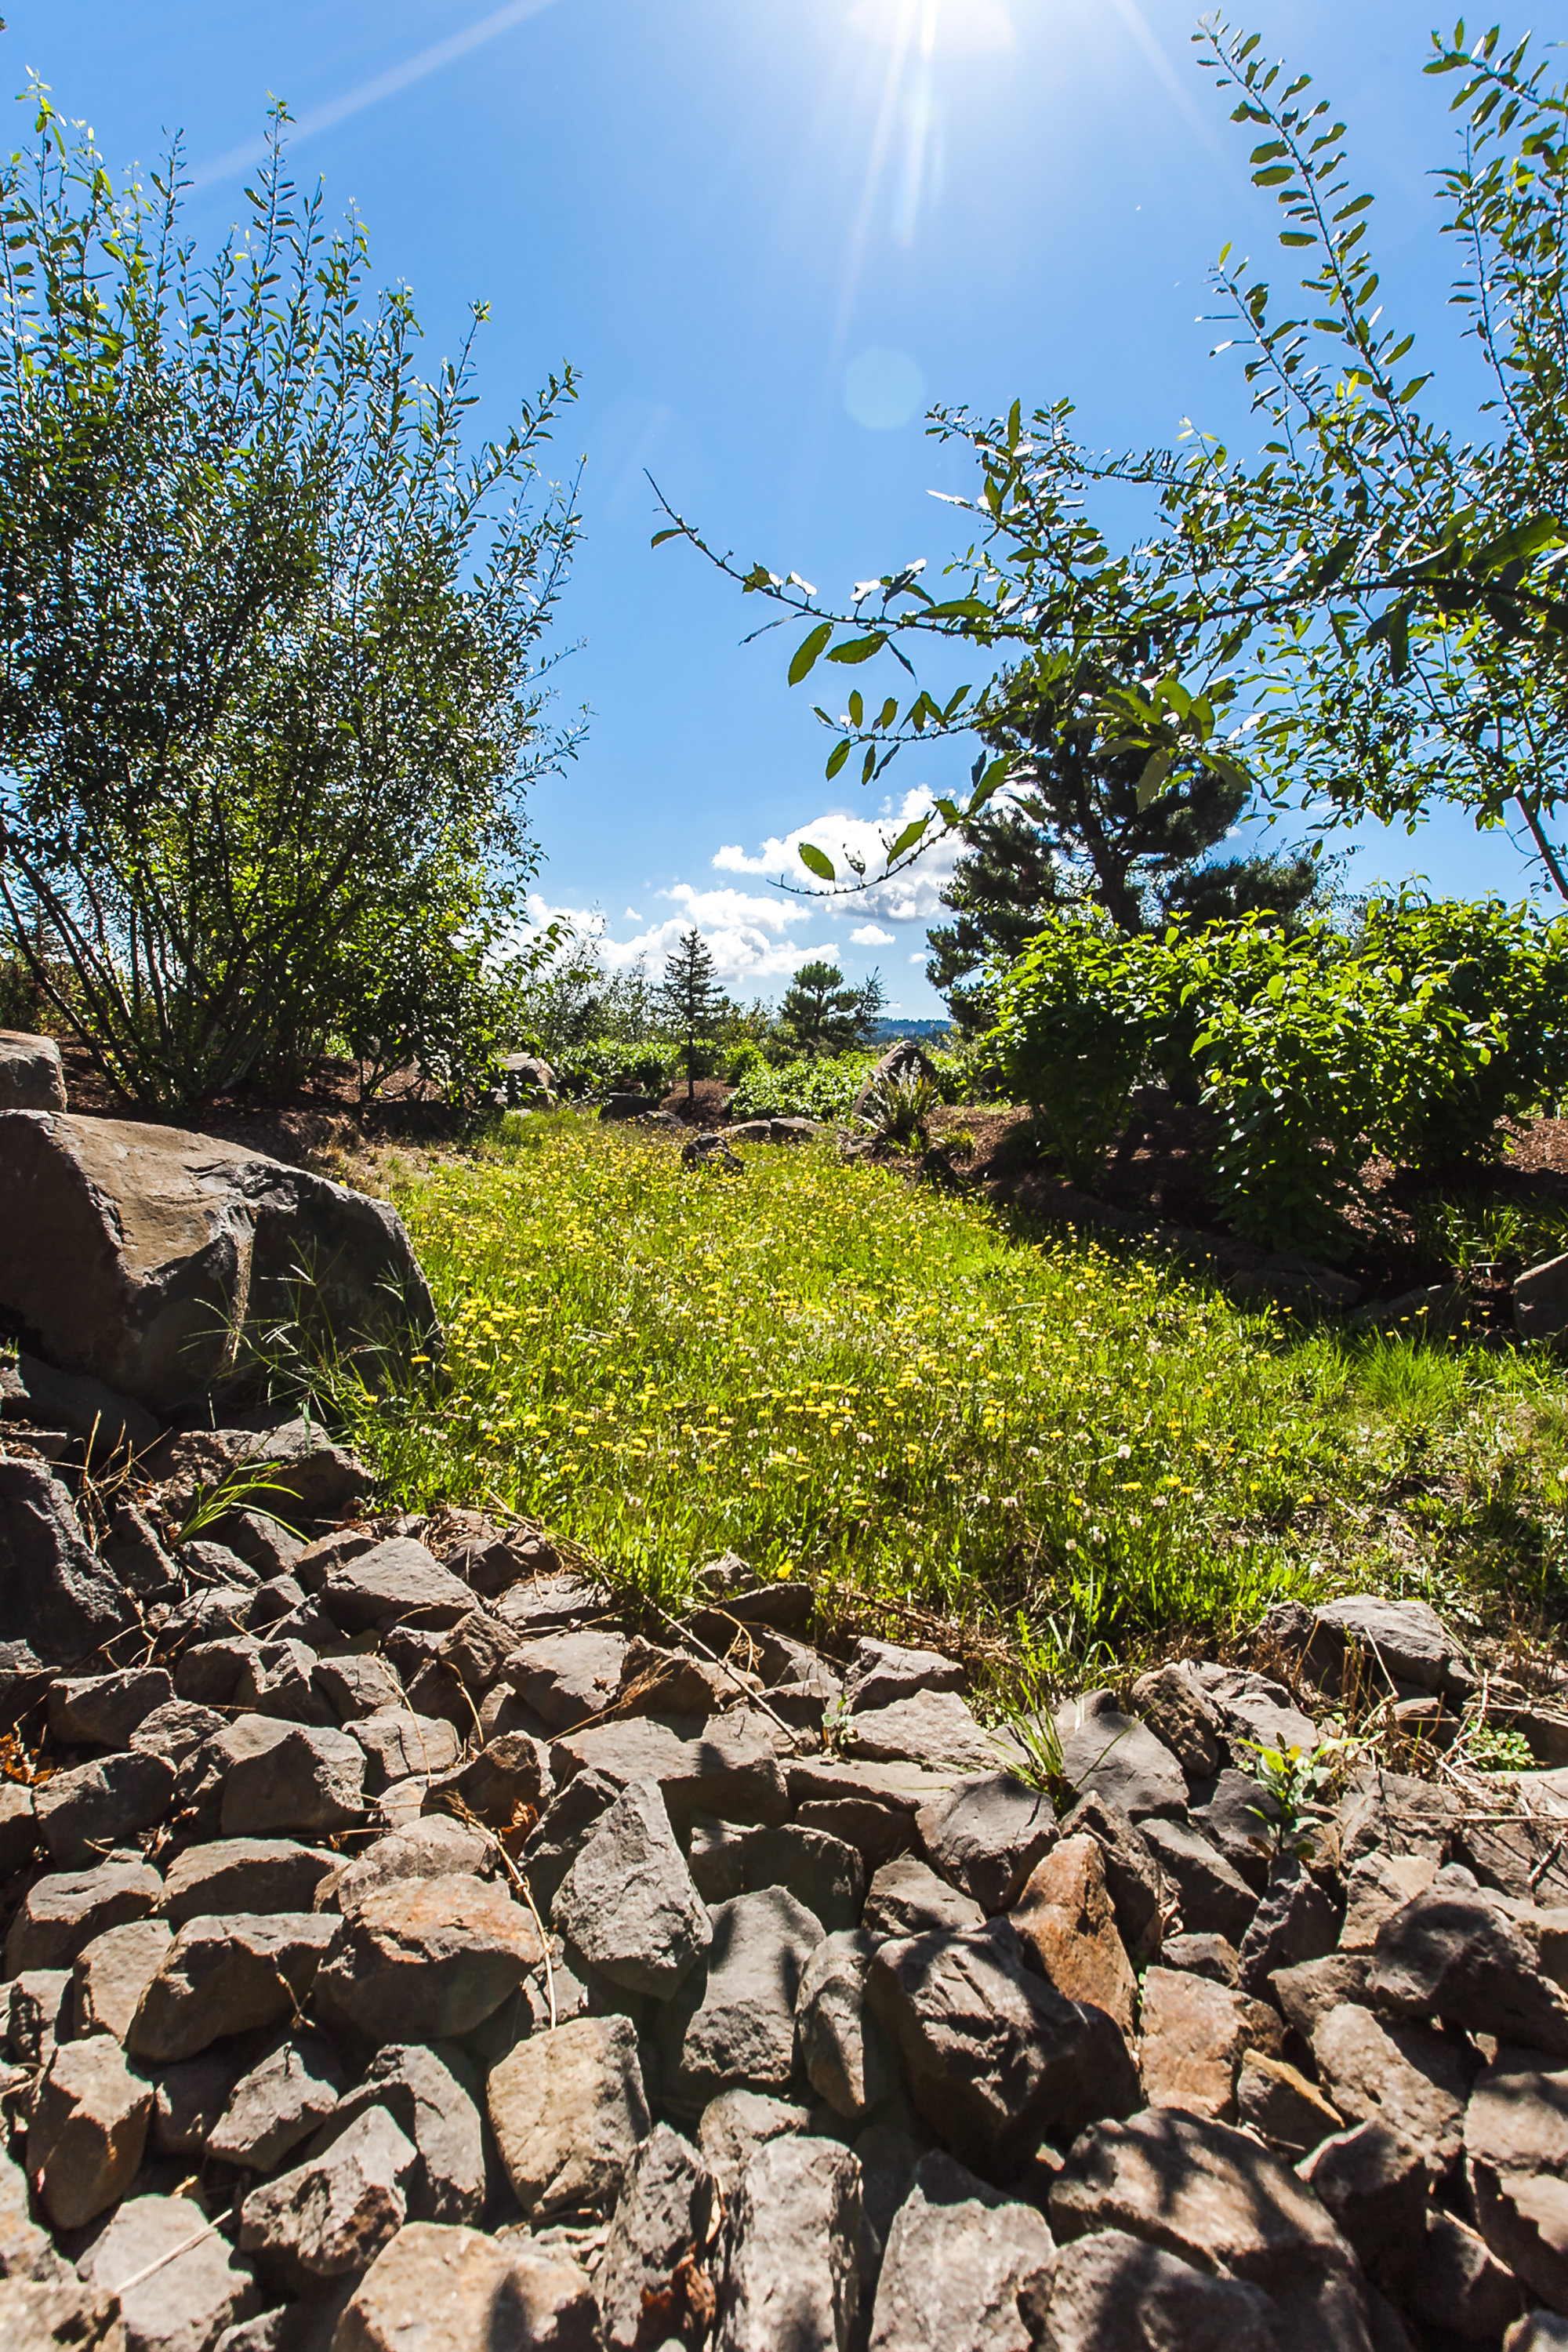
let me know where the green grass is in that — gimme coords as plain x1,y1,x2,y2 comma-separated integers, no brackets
314,1114,1568,1686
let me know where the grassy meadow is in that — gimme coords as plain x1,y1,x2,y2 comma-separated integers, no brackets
319,1114,1568,1692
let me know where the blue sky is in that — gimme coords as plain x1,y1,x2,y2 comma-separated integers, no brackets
13,1,1548,1013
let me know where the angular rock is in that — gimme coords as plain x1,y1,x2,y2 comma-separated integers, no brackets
1058,1791,1168,1964
0,2280,125,2352
698,2089,812,2196
1465,2056,1568,2314
863,1855,985,1941
1298,2122,1430,2291
554,1712,789,1829
488,2014,651,2220
82,2192,260,2352
503,1629,629,1730
1337,1766,1460,1870
1310,1595,1468,1699
1270,1951,1371,2041
162,1838,339,1927
0,1777,36,1875
1011,1834,1137,2042
332,2221,596,2352
128,1913,336,2062
0,1457,130,1663
49,1668,175,1752
239,2107,416,2284
1025,2228,1289,2352
6,1966,69,2067
1311,2002,1470,2173
325,1817,490,1917
870,1918,1139,2182
794,1798,914,1868
218,1719,366,1838
132,1700,225,1766
717,2135,862,2352
1236,2051,1343,2156
1339,1853,1440,1953
231,1640,334,1729
1161,1931,1242,1987
314,1654,405,1722
1058,1708,1188,1821
5,1858,164,1974
1138,1965,1284,2123
1371,1882,1568,2054
434,1730,552,1829
314,1874,541,2042
1050,2109,1374,2352
209,2034,347,2172
796,1930,895,2122
435,1607,517,1698
27,2034,154,2228
786,1752,968,1823
1403,2208,1525,2344
312,2042,485,2227
0,2141,60,2281
916,1774,1057,1915
1188,1769,1280,1893
849,1690,1000,1776
705,1821,866,1933
153,2049,250,2157
844,1639,965,1715
0,1031,66,1112
1132,1664,1225,1780
1237,1860,1338,1994
596,2123,720,2352
657,1886,824,2114
35,1748,176,1869
347,1708,460,1791
617,1635,746,1719
320,1541,474,1635
1505,2318,1568,2350
1180,1664,1318,1759
73,1919,174,2042
552,1774,710,1999
1141,1822,1258,1951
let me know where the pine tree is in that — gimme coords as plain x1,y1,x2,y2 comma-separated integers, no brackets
779,960,885,1059
656,928,725,1102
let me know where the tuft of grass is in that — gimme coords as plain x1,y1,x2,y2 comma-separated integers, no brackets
311,1116,1568,1652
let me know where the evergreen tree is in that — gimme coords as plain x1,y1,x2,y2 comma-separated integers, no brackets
779,960,885,1058
656,928,725,1101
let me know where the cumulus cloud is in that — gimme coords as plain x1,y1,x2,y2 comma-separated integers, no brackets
524,890,837,987
712,788,962,920
851,924,896,946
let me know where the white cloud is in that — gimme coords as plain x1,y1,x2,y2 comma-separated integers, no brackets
712,788,962,920
851,924,896,946
524,891,836,987
909,950,927,964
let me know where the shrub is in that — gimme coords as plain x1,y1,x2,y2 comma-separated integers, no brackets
550,1040,681,1098
728,1051,878,1123
989,915,1175,1186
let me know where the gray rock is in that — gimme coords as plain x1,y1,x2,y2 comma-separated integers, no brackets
657,1886,825,2115
314,1872,541,2042
1161,1931,1242,1987
844,1638,965,1715
717,2135,863,2352
132,1700,226,1766
1025,2228,1289,2351
0,2138,73,2281
73,1919,175,2042
0,1457,130,1662
796,1931,895,2122
503,1629,629,1730
230,1640,334,1728
1138,1816,1258,1944
0,1777,37,1875
854,2118,931,2249
1403,2207,1525,2344
1058,1708,1188,1821
27,2034,154,2228
1309,1595,1470,1700
325,1817,490,1917
697,2089,813,2195
5,1968,69,2066
35,1748,176,1867
1189,1769,1281,1893
0,1030,65,1111
174,1639,261,1705
432,1729,552,1828
128,1913,336,2062
162,1838,340,1926
311,2042,485,2227
1131,1664,1225,1780
597,2122,720,2351
331,2221,596,2352
1311,2001,1470,2172
313,1654,405,1722
1336,1766,1460,1870
849,1690,1000,1775
347,1708,460,1790
866,2148,1053,2352
1237,1860,1338,1994
552,1774,710,2000
209,2034,347,2172
435,1607,516,1697
0,2280,124,2352
518,1769,621,1911
1465,2053,1568,2314
1058,1791,1167,1963
1369,1882,1568,2055
239,2107,416,2285
1505,2318,1568,2350
916,1774,1058,1915
794,1798,914,1868
321,1541,475,1635
554,1712,789,1830
1270,1951,1372,2040
82,2193,261,2352
1298,2122,1430,2290
869,1918,1140,2183
5,1860,164,1973
101,1500,180,1600
49,1668,175,1751
1180,1664,1318,1759
217,1719,366,1837
487,2014,651,2220
1235,2051,1345,2158
862,1856,985,1941
720,1821,866,1933
1338,1853,1440,1952
153,2049,250,2157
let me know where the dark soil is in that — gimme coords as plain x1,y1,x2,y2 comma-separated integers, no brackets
659,1080,735,1127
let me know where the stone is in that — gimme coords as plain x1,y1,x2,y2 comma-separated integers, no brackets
100,1500,180,1599
596,2122,720,2351
1270,1951,1372,2040
716,2135,862,2352
1161,1931,1242,1987
657,1886,825,2115
1311,2003,1470,2172
0,1029,65,1110
1370,1882,1568,2055
1139,1816,1258,1944
49,1668,174,1751
163,1838,340,1926
617,1635,746,1719
1236,2051,1342,2155
35,1748,175,1868
1050,2109,1374,2351
863,1855,985,1941
27,2034,153,2227
1181,1664,1319,1759
1310,1593,1470,1700
796,1931,895,2122
1465,2056,1568,2314
435,1607,517,1697
128,1914,336,2062
314,1654,405,1722
1010,1834,1137,2041
0,2280,125,2352
5,1356,163,1459
1339,1853,1440,1952
518,1769,622,1911
916,1774,1057,1915
82,2193,260,2352
174,1638,261,1704
794,1798,912,1867
1337,1766,1460,1869
1058,1792,1168,1963
710,1821,866,1933
231,1640,335,1728
209,2034,347,2172
1403,2208,1525,2343
216,1719,366,1838
488,2014,650,2220
849,1690,999,1774
503,1630,629,1730
5,1860,164,1973
313,2042,485,2227
5,1966,68,2067
158,1421,372,1525
348,1708,461,1790
698,2089,813,2194
434,1730,552,1828
1138,1965,1285,2123
1131,1664,1225,1779
320,1541,475,1635
325,1817,491,1915
786,1753,967,1823
1466,1818,1568,1909
73,1919,174,2042
845,1641,966,1716
133,1700,225,1766
239,2107,417,2285
153,2049,249,2156
554,1711,789,1829
1024,2228,1289,2352
0,1458,130,1663
0,1777,36,1875
1237,1860,1338,1994
552,1774,710,2000
870,1918,1140,2182
332,2221,596,2352
1058,1708,1187,1820
1507,2319,1568,2350
1298,2122,1430,2289
0,1112,437,1415
866,2150,1051,2351
0,2140,59,2281
314,1874,541,2042
1189,1769,1280,1893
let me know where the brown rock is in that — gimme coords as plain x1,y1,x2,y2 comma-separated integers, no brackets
1339,1853,1440,1952
848,1690,1000,1776
128,1913,336,2062
488,2015,651,2220
1312,2002,1470,2172
1298,2122,1430,2292
1024,2227,1288,2351
1011,1834,1137,2040
1403,2208,1525,2343
1131,1664,1224,1779
72,1919,173,2042
555,1711,790,1828
27,2034,153,2228
1236,2050,1342,2155
334,2221,597,2352
314,1874,542,2042
0,2280,124,2352
1465,2056,1568,2314
238,2107,416,2285
1138,1965,1284,2122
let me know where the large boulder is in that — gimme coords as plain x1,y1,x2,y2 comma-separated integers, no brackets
0,1111,438,1414
0,1031,65,1111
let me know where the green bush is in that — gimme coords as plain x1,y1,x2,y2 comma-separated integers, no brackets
549,1040,681,1099
728,1051,879,1122
990,915,1176,1186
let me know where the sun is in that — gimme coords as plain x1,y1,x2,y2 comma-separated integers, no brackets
848,0,1017,58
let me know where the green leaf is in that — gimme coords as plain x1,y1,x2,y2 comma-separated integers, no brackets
886,818,928,860
797,841,836,881
827,633,887,666
848,690,864,728
1137,750,1174,811
650,527,683,547
825,740,851,779
788,622,833,686
1254,165,1294,186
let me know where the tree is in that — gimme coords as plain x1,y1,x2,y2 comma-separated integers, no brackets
657,928,726,1101
779,960,885,1058
0,91,580,1108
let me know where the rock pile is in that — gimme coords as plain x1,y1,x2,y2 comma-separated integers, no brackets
1,1428,1567,2352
